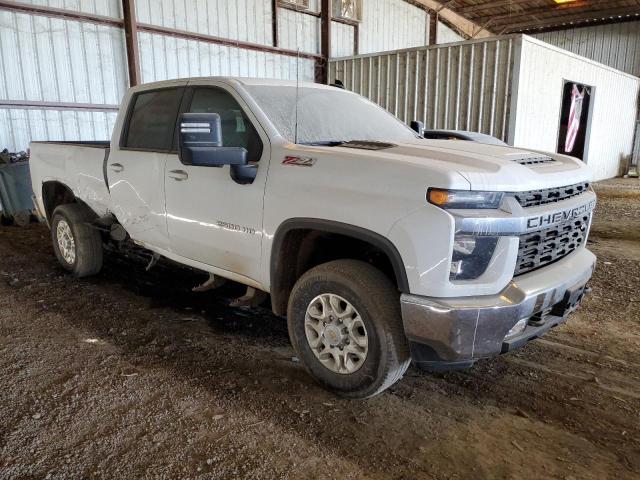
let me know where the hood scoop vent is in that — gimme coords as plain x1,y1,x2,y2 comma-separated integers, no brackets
340,140,396,151
511,155,557,166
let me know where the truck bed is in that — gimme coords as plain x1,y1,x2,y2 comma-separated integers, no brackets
29,141,113,220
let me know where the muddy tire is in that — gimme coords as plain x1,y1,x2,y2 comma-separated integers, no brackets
287,259,411,399
51,203,103,278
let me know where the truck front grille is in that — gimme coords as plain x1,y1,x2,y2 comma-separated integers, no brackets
513,182,590,208
515,214,590,276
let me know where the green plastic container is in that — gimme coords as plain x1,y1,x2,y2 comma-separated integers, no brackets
0,160,35,226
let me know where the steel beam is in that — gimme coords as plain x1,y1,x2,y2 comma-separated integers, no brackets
122,0,141,87
136,23,321,60
318,0,331,83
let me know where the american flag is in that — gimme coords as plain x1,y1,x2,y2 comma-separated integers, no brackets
565,84,584,153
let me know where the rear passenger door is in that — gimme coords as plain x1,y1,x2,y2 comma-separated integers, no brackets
108,83,186,251
163,83,269,284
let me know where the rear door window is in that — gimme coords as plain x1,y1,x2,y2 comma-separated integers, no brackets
123,88,184,151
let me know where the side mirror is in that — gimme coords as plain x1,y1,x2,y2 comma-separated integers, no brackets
178,112,257,184
410,120,425,136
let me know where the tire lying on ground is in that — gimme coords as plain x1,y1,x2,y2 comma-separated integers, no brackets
287,259,411,399
51,203,103,278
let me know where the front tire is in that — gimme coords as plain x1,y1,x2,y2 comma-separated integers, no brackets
287,259,411,398
51,203,103,278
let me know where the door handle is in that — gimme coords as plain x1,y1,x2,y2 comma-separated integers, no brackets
168,169,188,181
109,162,124,173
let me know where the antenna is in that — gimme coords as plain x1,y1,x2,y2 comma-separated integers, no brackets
294,48,300,144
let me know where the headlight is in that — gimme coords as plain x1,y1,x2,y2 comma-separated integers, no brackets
428,188,504,209
450,235,498,280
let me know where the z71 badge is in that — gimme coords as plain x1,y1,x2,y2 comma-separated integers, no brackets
282,155,316,167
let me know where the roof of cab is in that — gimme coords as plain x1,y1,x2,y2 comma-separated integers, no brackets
132,76,339,91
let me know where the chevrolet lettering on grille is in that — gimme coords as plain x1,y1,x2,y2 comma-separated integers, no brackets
526,199,596,230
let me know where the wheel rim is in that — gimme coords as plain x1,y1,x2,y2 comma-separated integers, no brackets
56,219,76,265
304,293,368,374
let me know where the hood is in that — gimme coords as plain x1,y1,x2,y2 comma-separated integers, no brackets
327,139,591,192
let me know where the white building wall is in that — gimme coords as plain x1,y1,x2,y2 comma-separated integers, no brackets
331,20,355,57
437,21,464,45
135,0,273,46
513,36,640,181
14,0,122,18
278,8,320,55
138,31,315,84
534,21,640,77
358,0,427,55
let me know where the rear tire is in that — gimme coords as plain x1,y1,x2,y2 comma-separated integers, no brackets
287,259,411,398
51,203,103,278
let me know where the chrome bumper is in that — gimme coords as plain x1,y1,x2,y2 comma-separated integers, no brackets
400,248,596,367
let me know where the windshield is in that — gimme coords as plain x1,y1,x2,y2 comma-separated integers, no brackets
244,85,418,145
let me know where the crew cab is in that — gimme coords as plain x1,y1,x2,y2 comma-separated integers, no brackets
29,77,596,398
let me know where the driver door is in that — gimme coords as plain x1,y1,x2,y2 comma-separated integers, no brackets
164,84,269,283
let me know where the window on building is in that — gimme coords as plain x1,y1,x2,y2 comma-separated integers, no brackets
333,0,362,21
123,88,183,151
188,87,263,162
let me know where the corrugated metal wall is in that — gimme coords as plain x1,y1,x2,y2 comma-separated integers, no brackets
278,7,320,55
328,36,517,141
437,21,464,45
533,21,640,77
358,0,428,54
514,36,640,181
15,0,122,18
331,20,355,57
0,11,127,105
138,31,315,84
135,0,273,46
0,8,126,151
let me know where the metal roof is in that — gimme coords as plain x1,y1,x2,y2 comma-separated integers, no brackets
448,0,640,34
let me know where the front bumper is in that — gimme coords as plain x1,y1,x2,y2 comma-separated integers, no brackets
400,247,596,369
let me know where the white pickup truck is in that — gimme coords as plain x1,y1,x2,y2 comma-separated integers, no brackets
29,77,596,398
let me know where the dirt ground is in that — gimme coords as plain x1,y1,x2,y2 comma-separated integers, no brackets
1,179,639,480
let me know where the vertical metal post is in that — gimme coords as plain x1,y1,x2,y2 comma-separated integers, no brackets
122,0,141,87
317,0,332,84
271,0,279,47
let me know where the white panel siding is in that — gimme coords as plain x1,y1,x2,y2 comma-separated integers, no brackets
0,10,128,104
329,37,516,140
358,0,427,55
330,21,354,58
0,108,116,151
533,21,640,77
6,0,123,18
135,0,273,46
437,21,464,45
278,8,320,55
138,31,315,83
514,36,640,181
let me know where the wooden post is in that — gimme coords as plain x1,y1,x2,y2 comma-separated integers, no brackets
122,0,141,87
429,11,438,45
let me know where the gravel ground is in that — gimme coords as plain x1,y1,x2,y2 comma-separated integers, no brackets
0,178,639,479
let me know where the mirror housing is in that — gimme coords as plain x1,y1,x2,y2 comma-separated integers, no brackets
410,120,425,136
178,112,257,184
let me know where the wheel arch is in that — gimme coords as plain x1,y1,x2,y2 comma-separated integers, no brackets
270,218,409,316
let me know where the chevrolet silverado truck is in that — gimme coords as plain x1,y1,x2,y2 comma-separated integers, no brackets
29,77,596,398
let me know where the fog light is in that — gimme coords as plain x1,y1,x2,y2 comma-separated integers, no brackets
505,318,528,340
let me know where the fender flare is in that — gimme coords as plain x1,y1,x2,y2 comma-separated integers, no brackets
270,218,410,314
